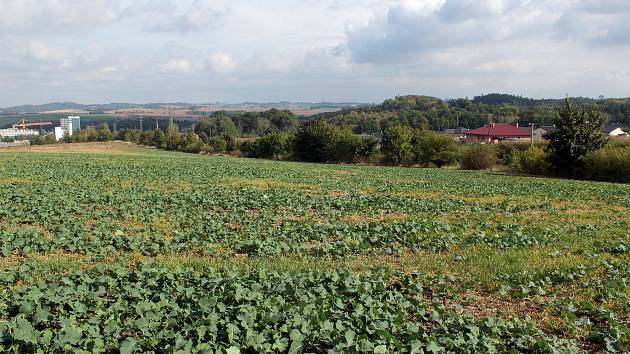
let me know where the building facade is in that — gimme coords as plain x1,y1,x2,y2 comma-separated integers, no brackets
60,116,81,135
56,116,81,140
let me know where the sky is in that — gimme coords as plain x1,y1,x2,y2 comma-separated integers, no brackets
1,0,630,106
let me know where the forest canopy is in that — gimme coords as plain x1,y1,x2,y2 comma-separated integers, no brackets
315,94,630,133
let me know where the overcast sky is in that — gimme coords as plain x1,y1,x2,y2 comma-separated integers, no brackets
1,0,629,106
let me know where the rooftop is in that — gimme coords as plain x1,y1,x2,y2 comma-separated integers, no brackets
466,123,530,137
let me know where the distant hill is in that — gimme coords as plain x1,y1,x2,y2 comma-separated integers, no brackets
3,95,630,133
0,102,137,114
316,94,630,133
0,101,365,115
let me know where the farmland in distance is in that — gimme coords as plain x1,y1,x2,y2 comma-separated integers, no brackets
0,143,628,353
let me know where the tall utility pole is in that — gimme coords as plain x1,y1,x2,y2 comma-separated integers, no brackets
530,123,534,146
139,116,143,133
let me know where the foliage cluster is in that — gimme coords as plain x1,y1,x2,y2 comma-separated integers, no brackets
0,264,585,353
317,94,630,133
380,127,461,167
195,109,299,138
460,145,497,170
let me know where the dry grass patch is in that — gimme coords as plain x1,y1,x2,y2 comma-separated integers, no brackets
221,177,318,191
342,211,412,224
388,191,445,200
1,141,144,155
0,176,36,185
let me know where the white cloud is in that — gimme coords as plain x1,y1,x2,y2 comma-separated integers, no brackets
159,59,196,74
0,0,145,32
1,0,630,106
554,1,630,46
29,41,70,62
152,1,230,32
206,53,236,74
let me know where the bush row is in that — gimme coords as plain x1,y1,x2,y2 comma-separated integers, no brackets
509,145,630,183
31,122,628,182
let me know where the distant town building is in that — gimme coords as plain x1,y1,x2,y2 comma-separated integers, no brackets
0,128,39,139
60,116,81,134
54,127,65,141
55,116,81,140
464,123,530,144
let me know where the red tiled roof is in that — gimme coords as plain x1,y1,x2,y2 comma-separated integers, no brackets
465,123,530,137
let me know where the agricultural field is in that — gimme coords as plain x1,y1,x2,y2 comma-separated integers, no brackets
0,142,628,353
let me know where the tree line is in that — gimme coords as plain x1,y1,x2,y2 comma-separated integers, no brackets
25,98,629,183
315,94,630,133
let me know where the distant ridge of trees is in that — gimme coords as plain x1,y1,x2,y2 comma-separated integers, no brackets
315,94,630,133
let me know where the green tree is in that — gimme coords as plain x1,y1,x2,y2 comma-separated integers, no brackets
546,99,607,174
382,125,414,165
151,128,167,149
241,133,292,159
214,116,238,136
328,129,364,163
413,131,460,167
44,133,57,144
195,115,238,140
97,123,115,142
293,121,339,162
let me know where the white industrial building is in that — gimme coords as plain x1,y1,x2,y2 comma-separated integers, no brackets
55,116,81,140
0,128,40,139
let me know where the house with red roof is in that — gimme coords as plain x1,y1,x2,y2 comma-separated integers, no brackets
464,123,531,144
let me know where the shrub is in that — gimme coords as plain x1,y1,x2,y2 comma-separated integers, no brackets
328,130,365,163
44,133,57,144
460,144,497,170
29,135,46,145
179,133,205,153
413,131,460,167
293,121,339,162
581,147,630,183
496,142,532,165
382,125,414,165
151,128,167,149
510,146,550,175
139,130,155,146
222,134,238,152
97,124,115,142
356,137,381,163
241,133,292,159
208,137,228,153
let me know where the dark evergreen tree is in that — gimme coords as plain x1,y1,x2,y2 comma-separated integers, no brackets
546,99,607,175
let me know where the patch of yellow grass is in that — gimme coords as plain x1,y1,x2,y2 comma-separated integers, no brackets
388,191,445,200
221,177,318,191
0,142,151,156
0,176,35,184
342,212,411,224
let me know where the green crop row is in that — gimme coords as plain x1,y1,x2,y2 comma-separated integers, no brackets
0,263,580,353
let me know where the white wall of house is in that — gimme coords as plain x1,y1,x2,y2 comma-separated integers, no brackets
608,128,627,136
